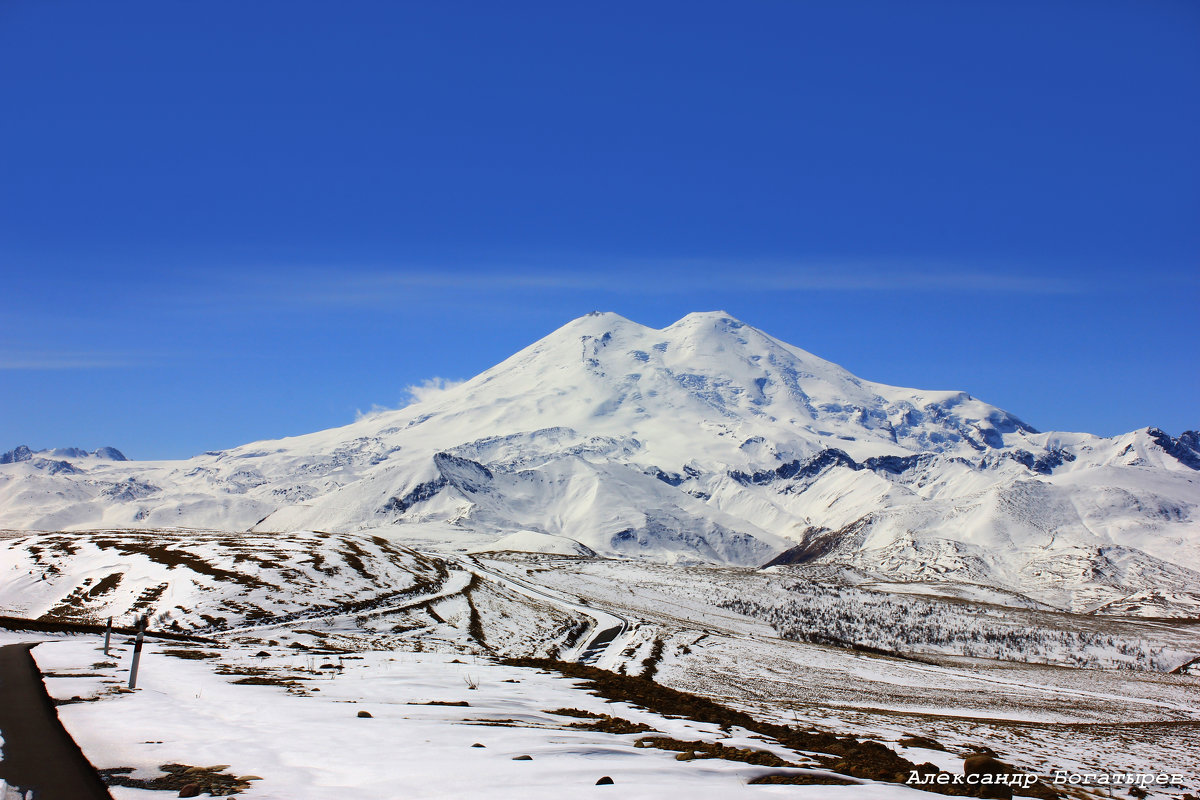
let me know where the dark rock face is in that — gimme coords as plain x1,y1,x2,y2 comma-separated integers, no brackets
863,453,935,475
732,448,941,486
0,445,33,464
762,526,847,567
381,477,448,515
647,467,684,486
1148,428,1200,470
433,452,495,494
1005,448,1076,475
731,448,859,485
34,459,82,476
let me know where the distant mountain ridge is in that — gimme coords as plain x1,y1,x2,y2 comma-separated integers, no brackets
2,312,1197,615
0,445,127,464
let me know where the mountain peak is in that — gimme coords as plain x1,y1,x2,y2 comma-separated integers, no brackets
2,312,1196,615
0,444,127,464
671,310,739,325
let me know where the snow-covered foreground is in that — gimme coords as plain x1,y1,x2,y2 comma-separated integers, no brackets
6,630,933,800
2,526,1198,798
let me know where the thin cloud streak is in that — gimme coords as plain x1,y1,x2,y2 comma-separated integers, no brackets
0,353,144,370
170,258,1108,314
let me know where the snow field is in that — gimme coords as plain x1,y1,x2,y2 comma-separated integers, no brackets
13,632,934,799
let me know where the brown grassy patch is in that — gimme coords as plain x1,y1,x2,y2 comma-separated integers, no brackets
749,773,859,785
641,638,665,681
88,572,124,597
636,735,798,768
161,649,222,660
230,676,303,688
502,657,1060,798
570,715,655,735
546,705,654,733
100,763,257,796
546,707,600,718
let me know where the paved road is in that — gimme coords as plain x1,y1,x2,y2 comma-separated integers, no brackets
0,643,114,800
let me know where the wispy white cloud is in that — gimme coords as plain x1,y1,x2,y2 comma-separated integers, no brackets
354,377,467,421
405,377,466,404
353,403,394,421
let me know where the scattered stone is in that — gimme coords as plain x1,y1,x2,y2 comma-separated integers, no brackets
596,776,614,785
963,755,1010,776
899,735,945,751
357,710,373,718
512,755,533,761
471,743,485,748
178,784,201,798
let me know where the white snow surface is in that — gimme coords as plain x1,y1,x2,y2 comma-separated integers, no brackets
2,311,1197,612
10,631,930,800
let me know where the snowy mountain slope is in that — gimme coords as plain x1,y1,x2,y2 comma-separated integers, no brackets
0,528,451,631
1,311,1197,612
0,445,127,464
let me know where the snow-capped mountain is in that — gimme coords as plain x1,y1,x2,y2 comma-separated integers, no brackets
0,445,127,464
2,311,1197,614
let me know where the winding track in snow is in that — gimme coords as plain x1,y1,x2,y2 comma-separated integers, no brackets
214,568,474,637
458,556,629,663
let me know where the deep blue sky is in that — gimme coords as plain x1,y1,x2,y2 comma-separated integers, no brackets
2,1,1197,460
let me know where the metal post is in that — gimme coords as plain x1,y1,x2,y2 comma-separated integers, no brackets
103,616,112,656
128,620,145,689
